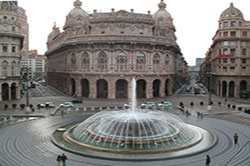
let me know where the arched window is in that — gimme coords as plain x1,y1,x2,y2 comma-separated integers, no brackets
11,61,16,76
165,54,170,65
81,52,90,71
2,61,8,76
153,54,160,71
116,52,127,72
71,53,76,69
136,52,146,71
97,52,108,71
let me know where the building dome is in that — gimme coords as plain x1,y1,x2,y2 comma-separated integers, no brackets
153,0,173,28
64,0,89,30
220,3,244,20
47,22,60,43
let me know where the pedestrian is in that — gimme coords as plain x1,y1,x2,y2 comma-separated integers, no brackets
197,112,200,118
234,133,239,144
56,155,62,166
200,113,204,119
206,155,211,166
61,153,67,166
185,110,189,117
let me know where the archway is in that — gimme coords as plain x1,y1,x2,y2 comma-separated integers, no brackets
97,79,108,98
240,80,247,92
116,79,128,99
153,79,161,97
137,79,146,98
229,81,235,97
71,78,76,96
1,83,9,101
81,79,89,98
222,81,227,97
11,83,17,100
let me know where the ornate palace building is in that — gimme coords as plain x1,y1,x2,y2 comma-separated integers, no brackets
0,1,24,101
45,0,186,99
202,3,250,98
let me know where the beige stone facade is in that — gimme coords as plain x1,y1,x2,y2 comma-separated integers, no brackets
0,1,24,101
45,0,186,99
203,3,250,98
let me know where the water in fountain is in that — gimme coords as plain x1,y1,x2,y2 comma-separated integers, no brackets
68,78,204,154
130,77,137,113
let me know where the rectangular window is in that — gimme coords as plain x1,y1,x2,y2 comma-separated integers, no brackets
230,48,236,55
218,59,221,63
223,32,228,37
230,31,236,37
223,67,227,72
223,58,228,63
242,67,246,73
230,21,236,27
12,46,16,53
223,21,228,28
242,49,247,56
230,58,235,63
239,22,242,27
242,59,247,64
242,31,247,37
2,45,7,52
223,49,229,54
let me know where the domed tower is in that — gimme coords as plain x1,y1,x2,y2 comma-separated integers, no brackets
219,3,244,30
0,1,24,101
64,0,90,35
206,3,250,98
153,0,176,41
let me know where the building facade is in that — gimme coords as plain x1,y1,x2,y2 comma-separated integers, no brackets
203,3,250,98
0,1,23,101
45,0,186,99
20,50,45,80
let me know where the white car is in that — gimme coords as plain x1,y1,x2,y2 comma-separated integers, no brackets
141,102,156,109
158,101,172,108
60,102,74,108
40,102,55,108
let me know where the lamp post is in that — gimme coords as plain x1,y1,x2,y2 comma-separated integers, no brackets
21,67,29,107
208,72,212,105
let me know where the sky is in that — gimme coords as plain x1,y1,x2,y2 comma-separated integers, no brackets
17,0,250,66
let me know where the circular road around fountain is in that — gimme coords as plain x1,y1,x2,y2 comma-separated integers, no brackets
0,113,250,166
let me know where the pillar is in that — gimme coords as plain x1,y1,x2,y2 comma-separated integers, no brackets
108,80,116,99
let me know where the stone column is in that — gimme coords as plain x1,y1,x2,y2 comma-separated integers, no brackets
89,79,96,99
75,77,81,97
146,79,153,99
108,79,116,99
16,85,20,100
8,86,11,100
160,78,165,97
0,86,2,101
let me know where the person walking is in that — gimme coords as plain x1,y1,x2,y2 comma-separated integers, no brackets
206,155,211,166
56,155,62,166
234,133,239,144
61,153,67,166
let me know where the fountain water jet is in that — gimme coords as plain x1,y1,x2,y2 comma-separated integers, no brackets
61,78,215,157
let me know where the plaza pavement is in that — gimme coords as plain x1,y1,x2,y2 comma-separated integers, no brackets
1,87,250,165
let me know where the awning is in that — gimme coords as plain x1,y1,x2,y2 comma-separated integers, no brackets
218,54,234,58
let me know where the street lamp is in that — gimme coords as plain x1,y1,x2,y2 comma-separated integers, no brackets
208,72,212,105
21,67,29,107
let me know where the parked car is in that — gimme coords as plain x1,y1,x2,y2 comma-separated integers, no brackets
60,102,74,108
158,101,172,108
40,102,55,108
141,102,156,109
70,98,82,104
123,102,133,109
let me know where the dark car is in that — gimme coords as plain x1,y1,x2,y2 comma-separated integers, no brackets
70,98,82,104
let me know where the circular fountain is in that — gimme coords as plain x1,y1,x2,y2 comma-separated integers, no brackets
66,109,203,154
54,78,216,159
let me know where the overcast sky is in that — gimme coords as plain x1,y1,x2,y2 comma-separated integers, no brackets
17,0,250,66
